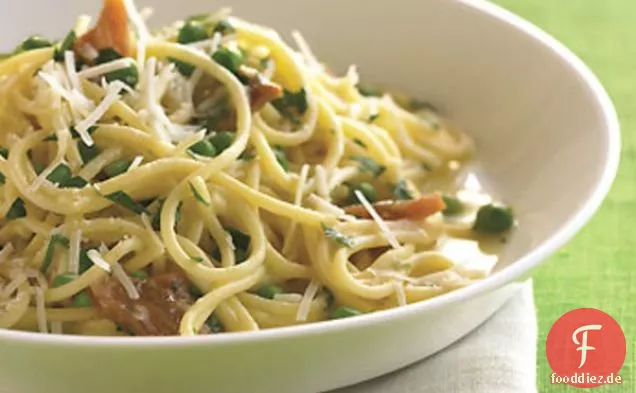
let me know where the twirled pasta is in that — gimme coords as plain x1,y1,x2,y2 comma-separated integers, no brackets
0,0,514,337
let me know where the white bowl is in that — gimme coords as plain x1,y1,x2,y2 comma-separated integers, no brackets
0,1,619,392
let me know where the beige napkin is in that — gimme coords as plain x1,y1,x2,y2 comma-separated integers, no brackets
336,280,538,393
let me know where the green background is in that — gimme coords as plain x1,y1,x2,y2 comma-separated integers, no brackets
491,0,634,391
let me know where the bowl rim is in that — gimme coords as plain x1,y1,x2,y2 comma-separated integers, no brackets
0,0,620,348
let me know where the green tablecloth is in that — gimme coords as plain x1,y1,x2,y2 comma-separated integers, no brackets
491,0,634,390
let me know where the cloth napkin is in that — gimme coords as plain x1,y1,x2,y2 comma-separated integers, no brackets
336,280,538,393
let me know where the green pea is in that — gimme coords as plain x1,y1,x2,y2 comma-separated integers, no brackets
212,47,244,76
189,140,217,157
350,182,376,204
256,284,284,299
209,131,234,154
104,159,131,178
52,274,75,288
170,58,196,77
72,292,93,308
178,21,209,44
442,196,463,216
474,204,514,234
331,306,362,319
20,35,52,51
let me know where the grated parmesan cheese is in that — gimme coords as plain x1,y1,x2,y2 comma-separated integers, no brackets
296,279,320,322
354,190,401,249
87,249,112,273
64,51,83,94
67,229,82,275
112,262,140,300
78,58,135,80
128,155,144,171
74,81,126,146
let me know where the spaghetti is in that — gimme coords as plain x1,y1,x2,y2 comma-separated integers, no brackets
0,0,514,336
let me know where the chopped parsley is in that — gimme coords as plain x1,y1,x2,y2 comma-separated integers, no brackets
190,256,204,263
104,191,148,215
206,314,225,333
53,30,77,62
356,84,382,97
189,182,210,206
352,138,367,149
273,146,290,172
368,113,380,123
213,20,235,35
16,35,52,54
321,223,354,248
211,227,251,263
393,180,414,200
0,147,8,159
272,88,308,122
409,99,437,112
41,234,70,273
350,155,386,177
239,150,256,161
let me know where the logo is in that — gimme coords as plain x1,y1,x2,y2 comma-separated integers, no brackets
546,308,626,388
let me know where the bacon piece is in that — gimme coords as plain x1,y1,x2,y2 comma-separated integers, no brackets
74,0,134,59
89,270,194,336
238,65,283,112
248,75,283,112
344,194,446,221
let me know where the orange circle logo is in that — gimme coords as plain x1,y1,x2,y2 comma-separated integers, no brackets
546,308,626,388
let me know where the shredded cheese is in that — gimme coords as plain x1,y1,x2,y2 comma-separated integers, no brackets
75,81,126,145
67,229,82,275
296,279,320,322
78,58,135,79
112,262,140,300
87,249,112,273
64,51,83,93
128,155,144,171
354,190,401,249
